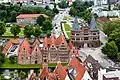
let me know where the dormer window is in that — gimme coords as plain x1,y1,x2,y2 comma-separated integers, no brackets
36,49,37,51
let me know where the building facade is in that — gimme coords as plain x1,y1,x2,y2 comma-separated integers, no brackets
16,14,48,26
71,17,100,48
18,34,72,64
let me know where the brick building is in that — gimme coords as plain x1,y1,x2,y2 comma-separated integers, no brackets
71,17,100,48
16,14,48,26
17,34,75,64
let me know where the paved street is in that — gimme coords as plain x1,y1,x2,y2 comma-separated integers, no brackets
52,8,69,38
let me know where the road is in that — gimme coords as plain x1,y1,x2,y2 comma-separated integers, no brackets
52,8,69,38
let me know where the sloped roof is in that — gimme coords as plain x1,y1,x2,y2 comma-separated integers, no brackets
16,14,48,19
90,15,96,30
32,39,41,47
84,55,101,70
57,33,67,45
72,17,80,30
69,41,73,49
69,57,86,80
18,39,31,56
55,63,67,80
2,39,19,54
40,67,49,80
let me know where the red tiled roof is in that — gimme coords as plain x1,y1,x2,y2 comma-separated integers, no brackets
18,39,31,56
40,67,49,80
2,39,19,54
16,14,48,19
55,63,67,80
48,73,57,80
69,57,86,80
69,41,73,49
57,33,67,45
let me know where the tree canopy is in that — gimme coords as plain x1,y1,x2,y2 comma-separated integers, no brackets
34,25,42,37
42,20,52,32
24,25,34,38
37,15,46,26
0,21,6,36
0,51,5,66
58,1,69,8
102,41,118,58
10,24,21,37
69,0,91,23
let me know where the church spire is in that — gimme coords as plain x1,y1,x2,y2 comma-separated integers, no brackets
90,15,96,30
72,16,80,30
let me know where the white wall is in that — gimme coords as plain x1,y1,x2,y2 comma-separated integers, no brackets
82,70,92,80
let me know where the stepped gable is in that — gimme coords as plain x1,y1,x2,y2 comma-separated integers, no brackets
2,39,19,54
69,57,86,80
18,39,31,56
43,37,48,48
54,63,67,80
57,33,67,45
32,39,41,47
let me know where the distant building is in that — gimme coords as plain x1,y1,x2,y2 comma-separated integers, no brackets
70,17,100,48
98,69,120,80
16,14,48,26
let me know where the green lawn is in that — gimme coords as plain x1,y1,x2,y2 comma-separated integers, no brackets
0,59,68,69
63,16,72,20
1,59,41,69
2,27,24,36
66,32,71,39
64,23,71,31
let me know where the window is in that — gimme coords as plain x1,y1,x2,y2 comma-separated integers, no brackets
76,38,80,40
76,34,79,36
72,38,75,40
93,37,96,40
93,33,96,35
36,49,37,51
84,37,88,40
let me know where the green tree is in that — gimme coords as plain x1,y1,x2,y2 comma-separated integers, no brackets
10,11,17,22
58,1,68,8
109,27,120,52
117,52,120,61
19,71,26,79
0,51,5,66
37,15,46,26
69,7,77,16
10,24,21,37
0,10,7,21
45,5,50,10
0,21,6,36
24,25,34,38
9,56,16,64
102,41,118,58
10,72,14,78
103,22,120,36
42,20,52,32
53,8,59,14
34,26,42,37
